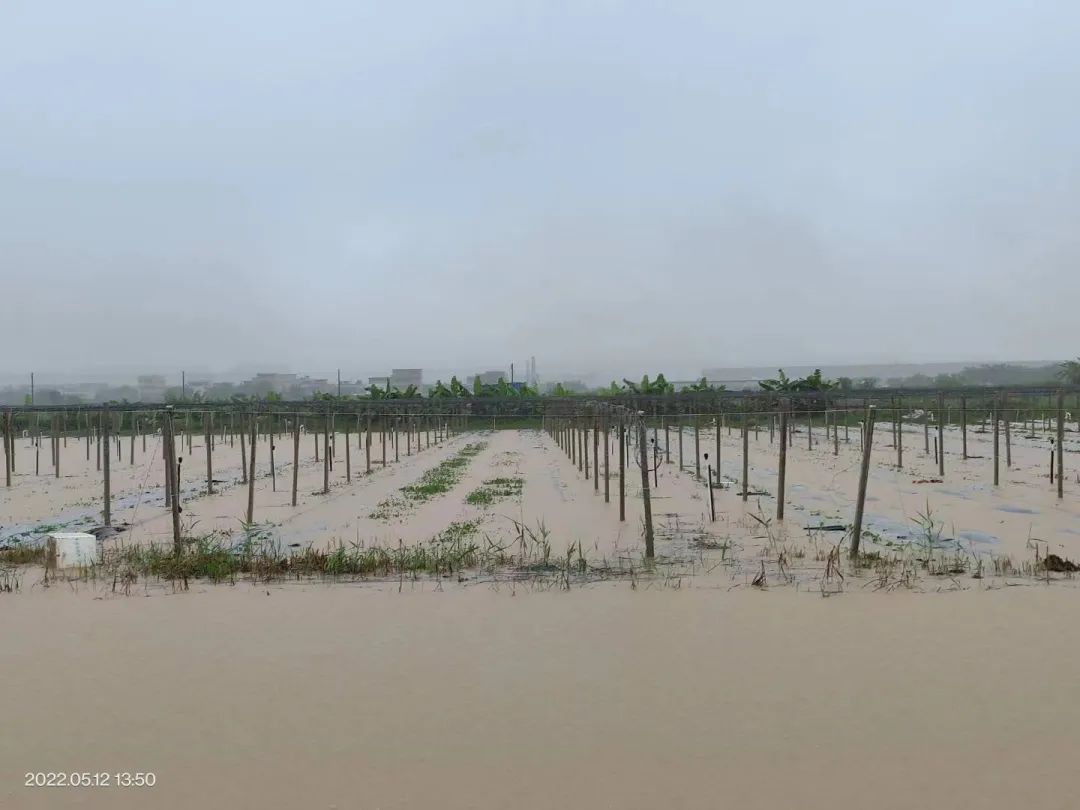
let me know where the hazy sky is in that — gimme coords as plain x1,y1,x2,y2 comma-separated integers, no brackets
3,1,1078,381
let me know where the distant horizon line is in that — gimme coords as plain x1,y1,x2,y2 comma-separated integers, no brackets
0,357,1067,389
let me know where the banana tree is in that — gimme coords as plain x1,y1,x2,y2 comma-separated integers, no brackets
429,380,454,398
622,373,675,395
682,377,722,392
1059,358,1080,386
759,368,835,392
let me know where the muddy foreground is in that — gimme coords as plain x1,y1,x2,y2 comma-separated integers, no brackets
2,581,1079,810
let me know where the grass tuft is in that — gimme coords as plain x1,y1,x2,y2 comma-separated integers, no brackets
466,477,524,506
371,443,487,519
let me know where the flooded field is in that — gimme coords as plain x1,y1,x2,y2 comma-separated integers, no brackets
3,418,1080,809
2,415,1078,587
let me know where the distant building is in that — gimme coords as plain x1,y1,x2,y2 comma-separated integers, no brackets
294,377,330,397
244,373,299,396
136,374,167,402
338,380,367,396
368,376,390,390
542,380,586,394
390,369,423,390
471,370,506,387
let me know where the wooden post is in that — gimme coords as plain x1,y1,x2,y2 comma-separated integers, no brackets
706,463,716,521
291,414,300,507
618,417,626,521
381,417,387,466
741,415,749,503
850,406,876,559
269,416,277,492
3,409,10,487
102,407,111,526
365,413,372,474
890,398,897,450
637,417,655,558
1058,390,1065,500
715,412,722,474
924,409,930,455
53,414,60,478
653,428,660,487
49,419,56,472
896,398,903,469
578,421,585,473
246,413,257,524
205,411,214,495
604,414,610,504
677,419,684,470
777,405,788,519
664,420,670,463
1005,396,1012,468
344,420,351,483
833,408,840,456
993,398,1000,486
937,392,945,477
593,417,599,492
240,418,248,484
960,396,968,460
323,405,331,494
162,414,173,509
164,409,181,552
583,421,590,480
694,417,701,478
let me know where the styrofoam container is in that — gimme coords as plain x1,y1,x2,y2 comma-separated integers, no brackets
48,533,99,570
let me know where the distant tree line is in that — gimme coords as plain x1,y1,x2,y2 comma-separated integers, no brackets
2,360,1076,408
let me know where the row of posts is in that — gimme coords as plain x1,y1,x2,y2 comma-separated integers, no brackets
542,391,1071,561
544,405,656,558
2,406,470,554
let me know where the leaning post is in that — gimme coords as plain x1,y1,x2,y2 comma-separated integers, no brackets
850,406,877,560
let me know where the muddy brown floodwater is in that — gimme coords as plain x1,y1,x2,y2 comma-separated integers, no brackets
3,584,1080,810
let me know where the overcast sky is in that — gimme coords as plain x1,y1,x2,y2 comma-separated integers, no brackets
2,1,1078,381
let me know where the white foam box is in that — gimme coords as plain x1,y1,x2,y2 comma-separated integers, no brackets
47,533,100,571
